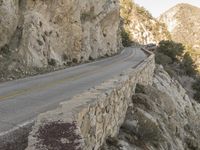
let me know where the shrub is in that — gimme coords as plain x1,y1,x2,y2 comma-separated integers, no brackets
157,40,184,61
121,29,132,47
156,40,197,77
164,67,176,78
155,52,172,66
194,92,200,103
181,52,197,76
192,79,200,91
48,58,56,66
135,84,145,93
192,79,200,102
72,58,78,63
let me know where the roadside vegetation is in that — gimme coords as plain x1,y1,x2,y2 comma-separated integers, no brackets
192,79,200,102
155,40,200,102
155,40,197,76
121,29,132,47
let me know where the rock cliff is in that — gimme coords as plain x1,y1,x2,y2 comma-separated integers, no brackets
120,0,170,45
101,66,200,150
0,0,121,80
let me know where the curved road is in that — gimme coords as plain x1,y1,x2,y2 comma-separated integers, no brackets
0,47,146,134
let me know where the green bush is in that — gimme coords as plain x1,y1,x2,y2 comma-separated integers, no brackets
181,52,197,76
164,67,176,78
48,58,56,66
194,92,200,102
121,29,132,47
192,79,200,91
157,40,184,61
155,52,173,66
192,79,200,102
135,84,145,93
156,40,197,77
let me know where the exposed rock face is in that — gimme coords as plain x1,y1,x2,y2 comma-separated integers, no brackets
0,0,121,68
159,3,200,71
0,0,19,49
120,0,170,45
101,66,200,150
159,3,200,49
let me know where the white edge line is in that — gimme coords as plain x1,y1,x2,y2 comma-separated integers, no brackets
0,120,35,137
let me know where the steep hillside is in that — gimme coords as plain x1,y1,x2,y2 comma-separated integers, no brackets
159,3,200,70
0,0,121,81
102,66,200,150
120,0,170,45
160,3,200,49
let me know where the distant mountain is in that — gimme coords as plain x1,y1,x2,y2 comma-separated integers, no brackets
159,3,200,70
120,0,171,45
159,3,200,50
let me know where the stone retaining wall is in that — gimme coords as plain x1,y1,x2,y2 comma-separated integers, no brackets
26,49,155,150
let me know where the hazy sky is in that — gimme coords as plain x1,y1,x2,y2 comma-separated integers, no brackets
134,0,200,17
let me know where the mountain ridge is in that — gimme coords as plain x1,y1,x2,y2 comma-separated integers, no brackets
160,3,200,16
120,0,171,45
159,3,200,48
159,2,200,71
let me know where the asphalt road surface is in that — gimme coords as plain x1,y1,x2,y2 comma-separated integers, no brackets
0,47,146,135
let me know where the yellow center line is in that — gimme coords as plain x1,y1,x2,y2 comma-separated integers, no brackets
0,71,89,101
0,49,135,101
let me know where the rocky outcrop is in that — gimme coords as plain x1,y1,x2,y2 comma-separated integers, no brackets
25,51,155,150
102,65,200,150
0,0,19,49
0,0,121,79
120,0,170,45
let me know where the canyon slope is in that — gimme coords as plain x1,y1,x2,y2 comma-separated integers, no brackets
0,0,121,81
120,0,170,45
159,3,200,70
159,3,200,49
102,66,200,150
